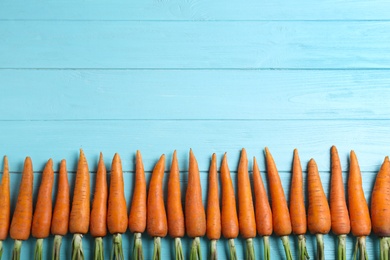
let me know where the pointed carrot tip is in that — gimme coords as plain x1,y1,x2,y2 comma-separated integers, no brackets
173,150,177,158
211,153,216,160
3,155,8,164
385,156,389,162
47,158,53,165
253,156,257,165
25,156,32,163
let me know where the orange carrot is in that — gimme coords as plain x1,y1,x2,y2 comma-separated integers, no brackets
238,149,256,260
32,159,54,260
0,156,10,258
10,157,34,259
220,153,239,259
128,150,147,260
307,158,331,260
264,147,293,260
289,149,309,260
107,153,128,259
167,151,185,260
185,149,206,260
348,151,371,259
330,146,350,260
90,153,107,260
69,149,90,260
147,154,167,260
371,156,390,259
206,153,220,260
51,159,70,260
253,157,272,260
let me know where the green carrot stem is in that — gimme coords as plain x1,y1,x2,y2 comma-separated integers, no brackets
380,237,390,260
34,238,43,260
337,234,346,260
190,237,202,260
71,234,84,260
210,240,217,260
0,240,3,260
12,239,22,260
316,234,325,260
263,236,270,260
94,237,104,260
353,236,368,260
110,233,124,260
281,236,293,260
228,239,237,260
174,237,184,260
246,238,255,260
52,235,63,260
153,237,161,260
297,235,310,260
133,233,144,260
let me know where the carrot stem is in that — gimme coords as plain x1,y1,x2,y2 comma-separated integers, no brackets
338,235,346,260
263,236,270,260
110,233,124,260
190,237,202,260
34,239,43,260
380,237,390,260
94,237,104,260
316,234,324,260
210,240,217,260
297,235,309,260
52,235,62,260
246,238,255,260
133,233,144,260
281,236,293,260
175,237,184,260
71,234,84,260
12,240,22,260
153,237,161,260
228,239,237,260
0,240,2,259
353,237,368,260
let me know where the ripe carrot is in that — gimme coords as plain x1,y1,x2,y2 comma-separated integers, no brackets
0,156,10,259
371,156,390,259
330,146,350,260
69,149,90,260
264,147,293,260
129,150,146,260
107,153,128,260
206,153,220,260
289,149,309,260
32,159,54,260
51,159,70,260
90,153,107,260
147,154,167,260
238,149,256,260
167,151,185,260
220,153,239,260
307,158,331,260
253,157,272,260
185,149,206,260
348,151,371,260
10,157,34,260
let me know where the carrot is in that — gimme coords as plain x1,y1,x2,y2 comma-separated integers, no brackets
32,159,54,260
51,159,70,260
289,149,309,260
69,149,90,260
371,156,390,259
107,153,128,260
206,153,220,260
129,150,147,260
0,156,10,259
264,147,293,260
348,151,371,260
220,153,239,260
167,151,185,260
90,153,107,260
10,157,33,260
238,149,256,260
330,146,350,260
147,154,167,260
253,157,272,260
307,158,331,260
185,149,206,260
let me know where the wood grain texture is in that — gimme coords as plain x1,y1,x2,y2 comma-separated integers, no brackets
1,21,390,69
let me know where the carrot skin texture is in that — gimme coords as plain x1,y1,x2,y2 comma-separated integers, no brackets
238,148,256,239
107,153,128,234
185,149,206,238
330,146,350,236
69,149,91,234
206,153,221,240
90,153,108,238
10,157,34,241
147,154,168,237
167,150,185,238
32,159,54,239
129,150,147,233
0,156,10,240
348,151,371,237
51,160,70,236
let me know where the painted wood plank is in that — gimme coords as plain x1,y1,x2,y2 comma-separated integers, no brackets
1,70,389,120
0,120,388,173
1,21,390,69
1,0,390,21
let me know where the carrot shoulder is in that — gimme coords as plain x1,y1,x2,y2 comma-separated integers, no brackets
0,156,10,240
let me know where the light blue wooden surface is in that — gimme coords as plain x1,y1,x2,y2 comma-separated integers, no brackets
0,0,387,259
